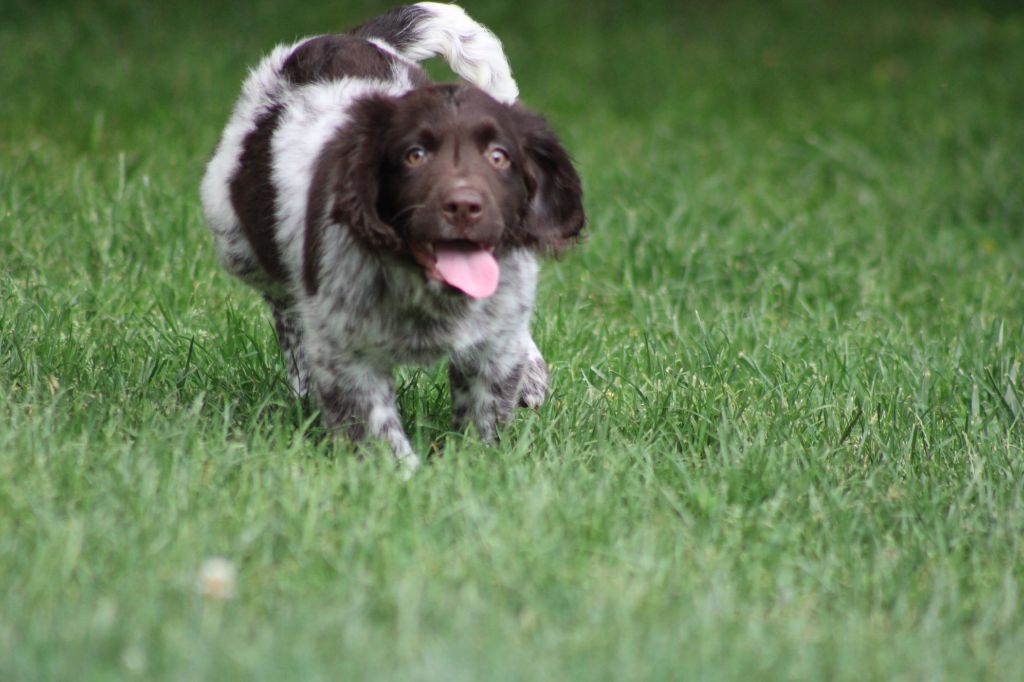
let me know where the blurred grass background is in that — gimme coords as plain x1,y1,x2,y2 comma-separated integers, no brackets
1,0,1023,679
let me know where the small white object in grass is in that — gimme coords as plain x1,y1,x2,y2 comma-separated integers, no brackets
120,643,147,674
196,557,236,600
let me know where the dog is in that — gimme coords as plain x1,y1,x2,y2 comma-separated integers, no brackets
201,3,584,472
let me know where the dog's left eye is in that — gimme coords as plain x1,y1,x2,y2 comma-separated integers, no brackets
405,146,429,167
486,145,511,170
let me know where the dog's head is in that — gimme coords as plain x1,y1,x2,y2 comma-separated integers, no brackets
312,84,584,298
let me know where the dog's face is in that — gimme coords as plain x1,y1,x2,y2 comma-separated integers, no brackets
325,84,584,298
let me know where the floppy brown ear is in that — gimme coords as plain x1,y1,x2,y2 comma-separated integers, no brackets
303,95,401,294
330,95,402,251
521,114,585,249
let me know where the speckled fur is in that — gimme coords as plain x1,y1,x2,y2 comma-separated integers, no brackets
201,4,582,472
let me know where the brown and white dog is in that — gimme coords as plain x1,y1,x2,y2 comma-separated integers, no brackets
201,3,584,472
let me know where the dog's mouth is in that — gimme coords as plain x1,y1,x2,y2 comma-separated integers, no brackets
410,239,500,299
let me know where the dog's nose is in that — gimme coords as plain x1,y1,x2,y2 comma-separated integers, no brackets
441,188,484,228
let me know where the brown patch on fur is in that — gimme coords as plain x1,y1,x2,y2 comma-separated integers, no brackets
350,5,431,51
282,35,398,85
230,104,287,283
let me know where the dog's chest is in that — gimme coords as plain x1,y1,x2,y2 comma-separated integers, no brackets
391,304,484,360
304,245,535,367
308,279,496,366
356,298,496,365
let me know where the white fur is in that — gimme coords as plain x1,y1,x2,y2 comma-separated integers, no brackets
406,2,519,103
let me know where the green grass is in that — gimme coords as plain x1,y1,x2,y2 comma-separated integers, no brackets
2,0,1023,679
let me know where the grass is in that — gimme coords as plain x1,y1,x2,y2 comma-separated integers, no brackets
2,0,1023,678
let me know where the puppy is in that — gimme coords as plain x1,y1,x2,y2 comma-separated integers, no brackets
201,3,584,472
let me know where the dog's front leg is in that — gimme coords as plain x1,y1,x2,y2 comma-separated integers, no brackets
515,336,549,409
264,295,311,398
449,332,547,442
309,353,420,473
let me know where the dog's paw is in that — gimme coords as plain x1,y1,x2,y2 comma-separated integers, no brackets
518,355,548,409
398,451,421,480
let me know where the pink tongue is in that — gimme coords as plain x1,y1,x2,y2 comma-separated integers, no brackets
434,246,500,299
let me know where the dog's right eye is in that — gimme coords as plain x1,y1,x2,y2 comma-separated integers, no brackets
404,146,429,167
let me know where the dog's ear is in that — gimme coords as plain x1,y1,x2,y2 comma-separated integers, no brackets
331,94,402,251
519,112,585,250
303,95,400,294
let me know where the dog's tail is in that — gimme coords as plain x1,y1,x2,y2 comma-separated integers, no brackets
353,2,519,104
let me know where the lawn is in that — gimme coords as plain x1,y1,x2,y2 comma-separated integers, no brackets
2,0,1023,679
